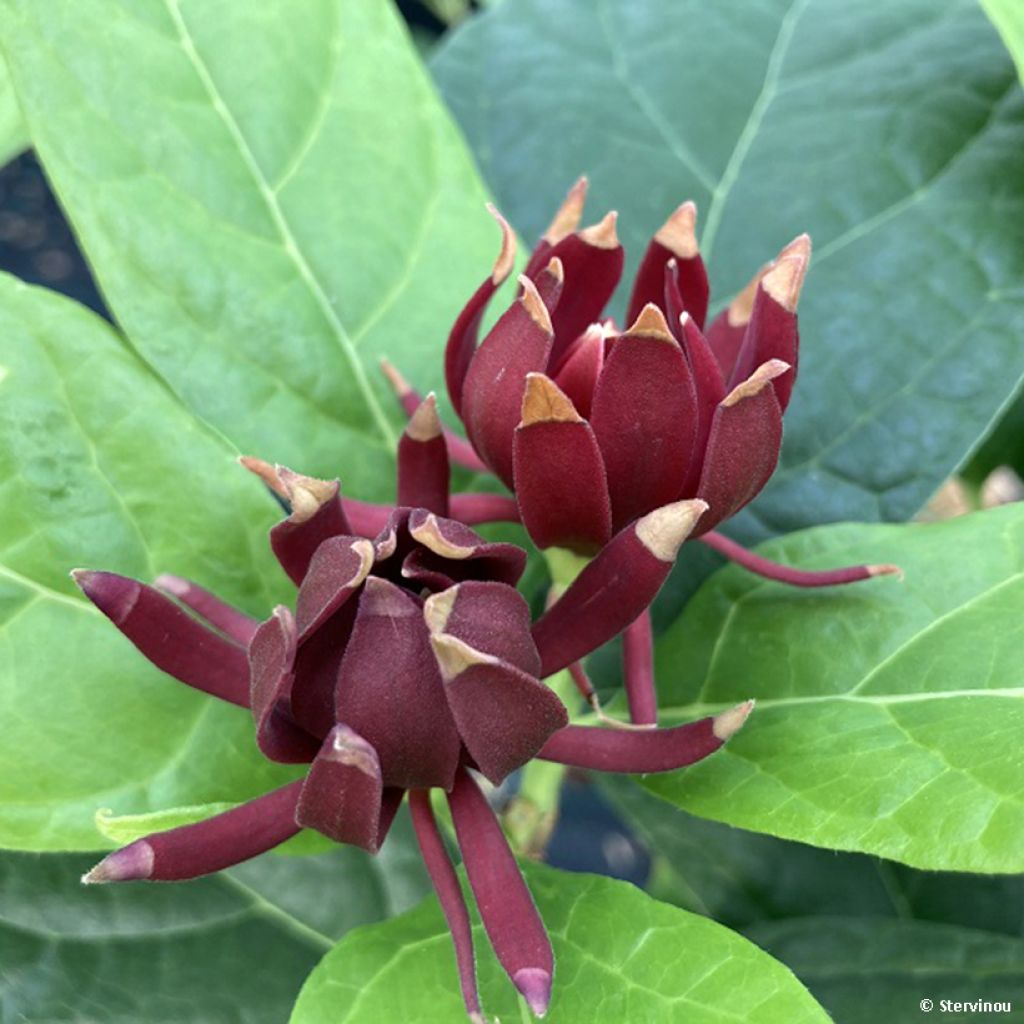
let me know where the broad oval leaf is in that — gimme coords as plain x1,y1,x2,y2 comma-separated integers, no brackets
643,505,1024,872
983,0,1024,85
433,0,1024,540
291,863,830,1024
0,273,300,851
0,0,501,492
0,52,26,166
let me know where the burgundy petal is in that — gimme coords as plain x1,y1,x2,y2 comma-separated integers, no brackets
513,373,612,554
73,570,249,706
82,780,304,883
626,202,709,329
523,175,588,278
729,236,810,411
695,360,789,533
531,500,707,677
249,606,320,763
343,493,520,539
294,535,374,640
404,510,526,587
296,724,386,853
431,633,567,785
409,789,485,1024
445,204,516,416
397,394,450,516
423,580,540,676
448,767,554,1017
703,263,767,380
700,530,901,586
336,577,461,790
542,211,625,367
676,309,727,494
539,701,752,772
460,276,555,487
551,322,605,418
622,609,657,726
154,575,258,645
589,304,699,531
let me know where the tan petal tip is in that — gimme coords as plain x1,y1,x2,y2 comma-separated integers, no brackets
520,373,582,426
625,302,675,343
405,392,442,442
578,210,619,249
543,255,564,284
543,175,589,244
721,359,791,407
654,201,699,259
430,631,497,682
275,466,338,523
238,455,288,499
762,253,810,313
868,563,904,581
777,232,812,263
423,586,459,635
518,274,554,334
379,358,412,398
713,699,755,741
410,514,474,560
485,203,517,285
635,499,709,562
327,725,381,777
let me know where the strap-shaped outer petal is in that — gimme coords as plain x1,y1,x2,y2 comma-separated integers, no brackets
523,175,588,279
541,212,624,368
552,322,605,418
83,780,304,883
626,202,709,329
249,606,321,763
397,394,450,516
432,633,567,785
704,263,766,380
448,767,554,1017
695,360,789,534
446,204,516,416
73,570,250,706
729,238,810,412
531,500,707,678
676,307,727,495
538,702,752,772
295,536,375,640
423,581,540,677
513,374,612,554
296,724,386,853
336,577,462,791
404,510,527,588
461,276,555,487
268,467,352,585
589,304,699,531
154,575,258,645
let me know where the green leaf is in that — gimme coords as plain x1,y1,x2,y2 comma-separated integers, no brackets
0,51,27,166
291,862,830,1023
0,272,302,851
433,0,1024,538
748,917,1024,1024
641,505,1024,873
0,810,431,1022
982,0,1024,85
0,0,500,492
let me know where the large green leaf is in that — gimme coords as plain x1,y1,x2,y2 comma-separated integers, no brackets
748,917,1024,1024
0,52,27,165
0,812,431,1022
983,0,1024,85
433,0,1024,540
0,0,501,493
291,863,830,1023
0,273,301,851
640,505,1024,872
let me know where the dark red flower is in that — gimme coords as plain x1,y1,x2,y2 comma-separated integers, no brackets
75,434,749,1021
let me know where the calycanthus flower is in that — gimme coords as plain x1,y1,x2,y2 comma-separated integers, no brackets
74,396,751,1022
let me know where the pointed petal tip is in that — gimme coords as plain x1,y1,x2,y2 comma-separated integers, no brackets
81,841,154,884
405,392,443,442
721,359,791,407
513,967,552,1018
578,209,619,249
778,232,812,263
655,201,699,259
869,563,904,581
543,175,589,244
238,455,290,498
485,203,517,284
713,699,755,741
379,357,412,398
635,499,709,562
625,302,675,342
518,274,554,334
423,585,459,635
727,264,772,327
544,255,564,284
274,466,338,523
71,570,139,623
762,251,810,312
520,373,582,426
